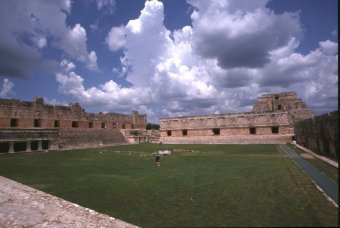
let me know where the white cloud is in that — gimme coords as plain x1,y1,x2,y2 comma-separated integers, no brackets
32,36,47,48
87,51,98,71
189,0,302,69
56,0,337,122
56,71,151,111
105,26,126,51
0,0,98,78
0,78,15,98
60,59,76,72
96,0,116,14
319,40,338,55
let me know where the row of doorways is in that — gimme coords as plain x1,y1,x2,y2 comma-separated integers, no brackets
0,140,49,153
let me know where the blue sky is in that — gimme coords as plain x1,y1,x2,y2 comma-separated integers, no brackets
0,0,338,123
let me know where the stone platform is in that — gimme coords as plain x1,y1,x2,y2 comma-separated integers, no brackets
0,176,137,227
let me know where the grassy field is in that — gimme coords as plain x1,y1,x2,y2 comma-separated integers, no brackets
0,144,338,227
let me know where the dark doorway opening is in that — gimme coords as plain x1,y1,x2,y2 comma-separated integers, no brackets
72,121,79,128
182,130,187,136
10,118,18,127
14,142,26,152
31,141,39,151
42,140,49,150
249,127,256,135
34,119,41,127
54,120,60,128
271,126,279,134
0,143,9,153
167,130,172,136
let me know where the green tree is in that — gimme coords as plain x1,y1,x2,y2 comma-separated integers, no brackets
146,123,160,130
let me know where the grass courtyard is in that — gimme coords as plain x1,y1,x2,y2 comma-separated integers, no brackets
0,144,338,227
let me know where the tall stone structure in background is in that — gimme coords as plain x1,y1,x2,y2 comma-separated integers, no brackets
160,92,315,144
252,92,315,121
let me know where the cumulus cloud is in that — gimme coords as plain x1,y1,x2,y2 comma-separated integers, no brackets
0,0,97,78
57,0,337,122
189,0,302,69
0,78,15,98
260,40,338,88
56,71,151,111
106,26,126,51
60,59,76,72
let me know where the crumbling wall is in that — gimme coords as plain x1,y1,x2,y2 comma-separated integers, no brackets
294,111,338,159
252,92,315,121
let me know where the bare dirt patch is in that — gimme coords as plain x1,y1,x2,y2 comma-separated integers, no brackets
300,153,314,159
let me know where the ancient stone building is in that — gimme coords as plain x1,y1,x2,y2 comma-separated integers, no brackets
252,92,315,121
294,111,338,159
0,97,147,153
160,92,315,144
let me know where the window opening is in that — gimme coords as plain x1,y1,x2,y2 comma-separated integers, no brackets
34,119,41,127
212,128,220,135
10,118,18,127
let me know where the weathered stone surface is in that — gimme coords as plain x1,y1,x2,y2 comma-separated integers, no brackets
160,92,314,144
161,135,293,144
120,129,160,143
252,92,315,121
0,97,147,153
58,129,128,149
294,111,338,159
0,97,146,129
0,176,138,228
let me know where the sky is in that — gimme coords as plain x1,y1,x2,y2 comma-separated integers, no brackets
0,0,338,123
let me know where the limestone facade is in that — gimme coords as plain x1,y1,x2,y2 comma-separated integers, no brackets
0,97,146,153
160,92,314,144
0,97,146,130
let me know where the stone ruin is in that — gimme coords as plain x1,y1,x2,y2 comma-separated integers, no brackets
1,92,336,158
0,97,147,153
159,92,315,144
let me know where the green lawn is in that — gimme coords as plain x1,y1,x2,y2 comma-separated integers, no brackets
0,144,338,227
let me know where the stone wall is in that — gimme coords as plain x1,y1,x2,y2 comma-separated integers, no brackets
0,97,146,130
0,128,128,153
58,129,127,149
161,135,293,144
294,111,338,159
0,129,59,153
160,112,294,143
0,97,147,153
160,92,314,144
120,129,160,144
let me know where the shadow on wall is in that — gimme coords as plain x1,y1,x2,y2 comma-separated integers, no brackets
294,111,338,160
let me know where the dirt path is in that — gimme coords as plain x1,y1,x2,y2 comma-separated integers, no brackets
0,176,138,227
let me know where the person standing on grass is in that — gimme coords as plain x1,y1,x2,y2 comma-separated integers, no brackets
292,140,297,149
155,152,161,167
